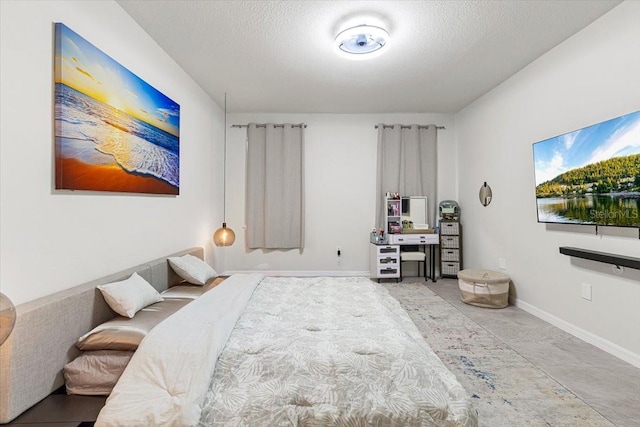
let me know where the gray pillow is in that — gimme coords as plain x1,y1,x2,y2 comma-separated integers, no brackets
64,350,134,395
76,298,190,351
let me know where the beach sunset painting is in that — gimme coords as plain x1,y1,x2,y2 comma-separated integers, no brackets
54,23,180,195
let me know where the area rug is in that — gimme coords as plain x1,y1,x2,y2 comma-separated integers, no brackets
383,282,614,427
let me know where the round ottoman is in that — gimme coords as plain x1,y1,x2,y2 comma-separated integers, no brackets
457,269,510,308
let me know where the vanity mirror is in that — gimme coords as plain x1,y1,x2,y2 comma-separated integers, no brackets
401,196,428,230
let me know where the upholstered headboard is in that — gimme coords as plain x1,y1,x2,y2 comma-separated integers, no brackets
0,247,204,423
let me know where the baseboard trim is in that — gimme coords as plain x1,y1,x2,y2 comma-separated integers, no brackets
510,296,640,369
222,270,370,277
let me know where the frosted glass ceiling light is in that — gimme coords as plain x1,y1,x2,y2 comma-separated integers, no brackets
335,24,389,59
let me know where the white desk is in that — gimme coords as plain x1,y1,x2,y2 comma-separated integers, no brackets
389,233,439,282
370,233,439,282
389,232,439,245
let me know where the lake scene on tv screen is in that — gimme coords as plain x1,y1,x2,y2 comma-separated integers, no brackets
533,110,640,227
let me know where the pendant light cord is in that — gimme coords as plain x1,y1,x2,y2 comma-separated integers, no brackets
223,92,227,224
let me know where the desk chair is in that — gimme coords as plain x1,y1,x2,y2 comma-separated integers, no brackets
400,247,427,281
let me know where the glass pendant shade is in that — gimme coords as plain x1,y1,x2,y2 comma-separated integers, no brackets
213,222,236,247
0,293,16,346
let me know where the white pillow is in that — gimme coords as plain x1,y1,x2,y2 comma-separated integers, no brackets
168,254,218,286
97,272,163,318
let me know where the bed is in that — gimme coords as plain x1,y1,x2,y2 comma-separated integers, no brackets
97,275,478,426
0,248,477,426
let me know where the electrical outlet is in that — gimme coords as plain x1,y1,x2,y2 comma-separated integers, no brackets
498,258,507,270
336,246,341,257
581,283,592,301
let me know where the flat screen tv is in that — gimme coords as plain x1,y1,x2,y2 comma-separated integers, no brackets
532,110,640,228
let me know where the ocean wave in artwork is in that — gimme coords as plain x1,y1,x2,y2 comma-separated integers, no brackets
55,84,179,188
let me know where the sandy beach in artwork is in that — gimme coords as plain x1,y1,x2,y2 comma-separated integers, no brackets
56,157,179,195
54,83,180,195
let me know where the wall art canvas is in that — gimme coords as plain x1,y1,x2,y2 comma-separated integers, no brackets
54,23,180,195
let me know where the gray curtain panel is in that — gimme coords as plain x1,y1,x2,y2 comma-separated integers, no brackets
246,124,305,249
376,124,438,229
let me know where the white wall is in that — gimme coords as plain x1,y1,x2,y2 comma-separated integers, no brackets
455,1,640,366
222,113,456,275
0,0,224,305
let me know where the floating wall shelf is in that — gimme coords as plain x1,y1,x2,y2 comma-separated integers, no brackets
559,247,640,270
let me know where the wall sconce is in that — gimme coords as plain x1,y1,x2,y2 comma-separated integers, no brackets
479,182,492,206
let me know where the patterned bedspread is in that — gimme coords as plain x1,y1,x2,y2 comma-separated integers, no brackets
198,277,477,426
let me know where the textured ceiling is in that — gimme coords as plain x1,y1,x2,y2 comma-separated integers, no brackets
116,0,622,114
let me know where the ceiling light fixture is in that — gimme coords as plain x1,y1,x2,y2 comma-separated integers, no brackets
335,24,389,59
213,93,236,247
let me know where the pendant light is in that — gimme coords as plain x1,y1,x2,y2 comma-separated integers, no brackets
0,293,16,346
213,93,236,246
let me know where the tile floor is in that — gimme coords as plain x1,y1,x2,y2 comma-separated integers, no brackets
421,278,640,427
